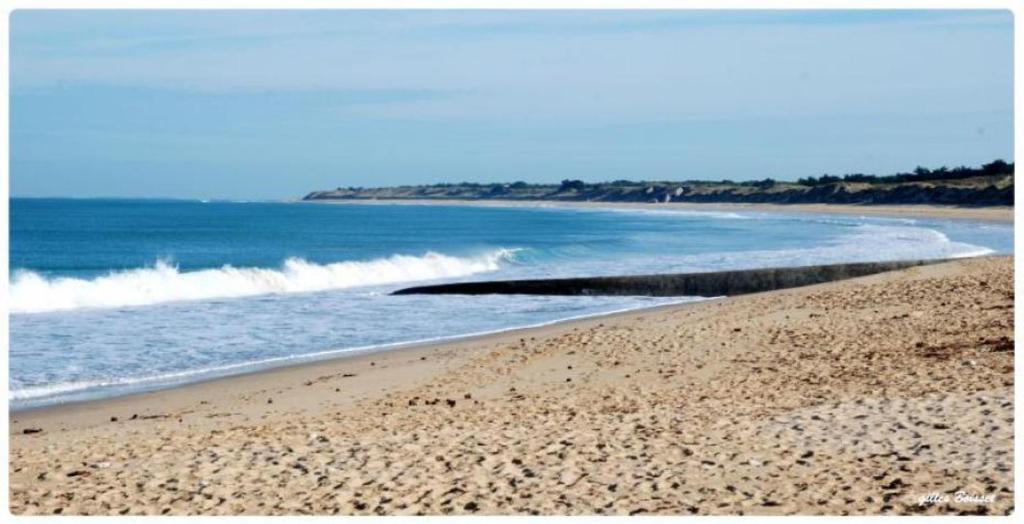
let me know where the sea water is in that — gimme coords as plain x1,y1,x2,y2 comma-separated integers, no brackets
9,198,1013,409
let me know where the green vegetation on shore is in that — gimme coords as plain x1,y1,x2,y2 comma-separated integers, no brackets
304,160,1014,207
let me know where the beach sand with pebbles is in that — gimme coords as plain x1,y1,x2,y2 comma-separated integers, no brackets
8,256,1014,515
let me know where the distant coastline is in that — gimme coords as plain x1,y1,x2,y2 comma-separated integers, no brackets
307,198,1014,223
304,160,1014,210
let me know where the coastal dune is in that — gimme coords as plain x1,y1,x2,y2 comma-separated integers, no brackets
8,256,1014,515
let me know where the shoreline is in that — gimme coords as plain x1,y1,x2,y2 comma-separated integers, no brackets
10,256,1014,515
302,198,1015,223
11,200,1010,415
9,297,703,418
9,297,707,426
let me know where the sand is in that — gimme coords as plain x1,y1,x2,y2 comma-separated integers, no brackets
306,198,1014,223
8,256,1014,515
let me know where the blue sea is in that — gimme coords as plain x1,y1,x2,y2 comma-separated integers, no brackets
9,198,1014,409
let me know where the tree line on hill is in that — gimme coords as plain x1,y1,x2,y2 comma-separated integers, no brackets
793,159,1013,187
326,159,1013,194
546,160,1014,192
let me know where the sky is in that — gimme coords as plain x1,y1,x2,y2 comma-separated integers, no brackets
10,10,1015,200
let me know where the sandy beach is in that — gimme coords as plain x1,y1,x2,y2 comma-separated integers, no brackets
305,198,1015,223
8,5,1016,519
8,255,1014,515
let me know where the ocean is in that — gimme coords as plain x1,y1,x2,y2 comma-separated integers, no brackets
8,198,1013,409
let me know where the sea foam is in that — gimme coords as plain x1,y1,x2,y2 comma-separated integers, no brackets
10,249,519,314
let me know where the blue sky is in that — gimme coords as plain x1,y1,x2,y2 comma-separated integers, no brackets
10,10,1014,199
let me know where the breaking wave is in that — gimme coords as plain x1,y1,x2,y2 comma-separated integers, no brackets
10,249,520,314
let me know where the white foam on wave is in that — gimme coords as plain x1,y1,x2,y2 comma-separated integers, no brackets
543,222,999,279
10,295,706,406
832,224,995,260
725,223,998,267
10,249,519,314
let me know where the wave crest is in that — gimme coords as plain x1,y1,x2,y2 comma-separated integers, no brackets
11,249,518,314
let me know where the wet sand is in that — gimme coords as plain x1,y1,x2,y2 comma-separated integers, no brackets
8,256,1014,515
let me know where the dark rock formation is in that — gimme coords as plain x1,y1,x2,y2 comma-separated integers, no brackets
392,259,951,297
